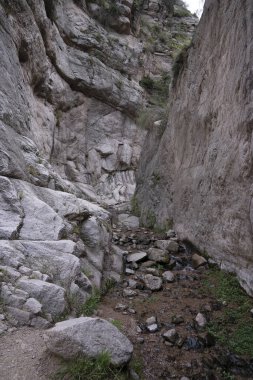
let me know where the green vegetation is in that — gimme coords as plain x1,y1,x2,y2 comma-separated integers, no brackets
173,4,191,18
28,165,39,177
78,279,116,317
202,268,253,356
111,319,123,331
172,42,191,87
131,195,141,217
78,288,101,316
145,210,156,229
54,352,128,380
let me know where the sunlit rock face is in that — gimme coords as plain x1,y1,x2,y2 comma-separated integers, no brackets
136,0,253,295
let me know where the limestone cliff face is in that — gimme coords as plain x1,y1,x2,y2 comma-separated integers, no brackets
136,0,253,295
0,0,196,324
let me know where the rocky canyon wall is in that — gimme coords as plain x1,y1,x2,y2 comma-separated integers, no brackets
136,0,253,295
0,0,196,325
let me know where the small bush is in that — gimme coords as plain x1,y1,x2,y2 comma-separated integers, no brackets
173,5,191,18
172,43,191,87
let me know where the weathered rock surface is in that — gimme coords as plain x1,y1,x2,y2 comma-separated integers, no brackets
136,0,253,295
46,317,133,366
0,0,197,325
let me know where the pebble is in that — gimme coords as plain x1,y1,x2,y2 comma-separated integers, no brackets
144,274,163,291
136,337,144,344
171,315,184,325
128,308,136,314
146,316,156,326
125,268,135,275
127,251,147,263
195,312,207,327
128,279,137,289
250,308,253,317
147,323,158,333
163,328,179,344
115,303,128,311
123,289,137,297
162,271,175,283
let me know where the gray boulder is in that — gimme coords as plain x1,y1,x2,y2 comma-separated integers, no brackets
17,279,66,317
147,248,169,263
46,317,133,366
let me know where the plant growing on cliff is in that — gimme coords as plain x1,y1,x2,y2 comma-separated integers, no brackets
172,42,191,87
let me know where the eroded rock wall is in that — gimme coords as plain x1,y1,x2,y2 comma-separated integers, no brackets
136,0,253,295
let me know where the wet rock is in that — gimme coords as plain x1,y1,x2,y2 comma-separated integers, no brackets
127,251,147,263
183,336,206,350
162,271,175,283
192,254,207,269
163,328,179,344
46,317,133,366
195,313,207,327
147,248,169,263
143,274,162,291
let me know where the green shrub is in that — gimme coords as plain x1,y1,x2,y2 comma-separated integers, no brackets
172,42,191,87
173,5,191,18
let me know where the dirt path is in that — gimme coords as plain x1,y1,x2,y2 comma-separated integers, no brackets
0,328,61,380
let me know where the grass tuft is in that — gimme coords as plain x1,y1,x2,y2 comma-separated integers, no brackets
202,268,253,356
54,352,128,380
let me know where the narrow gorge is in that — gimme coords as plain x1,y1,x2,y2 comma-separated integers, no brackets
0,0,252,379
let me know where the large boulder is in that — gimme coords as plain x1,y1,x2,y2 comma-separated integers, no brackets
46,317,133,366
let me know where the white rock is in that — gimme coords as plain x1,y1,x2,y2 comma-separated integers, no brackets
146,316,156,326
147,323,158,333
127,251,147,263
23,298,42,314
162,271,175,283
195,313,207,327
162,328,178,343
17,279,66,317
46,317,133,366
144,274,162,291
123,289,137,297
